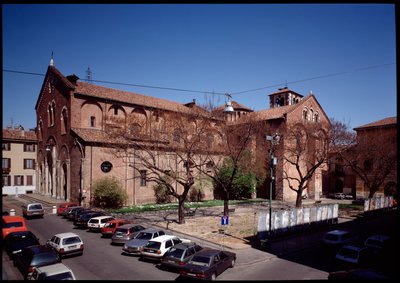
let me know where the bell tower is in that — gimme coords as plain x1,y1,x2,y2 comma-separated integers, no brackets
269,87,303,109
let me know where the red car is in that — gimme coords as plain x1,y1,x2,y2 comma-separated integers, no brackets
56,203,78,216
101,219,131,238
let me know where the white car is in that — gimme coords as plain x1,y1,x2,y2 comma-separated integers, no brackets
140,235,190,261
29,263,76,280
335,244,374,266
322,230,355,249
87,216,115,232
46,232,84,258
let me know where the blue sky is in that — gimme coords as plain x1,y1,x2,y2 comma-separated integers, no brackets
2,4,396,130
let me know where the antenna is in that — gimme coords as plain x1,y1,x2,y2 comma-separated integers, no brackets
86,67,92,83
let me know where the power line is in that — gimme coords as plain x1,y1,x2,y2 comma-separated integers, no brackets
4,62,395,97
3,69,226,96
231,62,396,95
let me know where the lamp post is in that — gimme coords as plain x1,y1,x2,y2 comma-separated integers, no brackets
266,133,280,235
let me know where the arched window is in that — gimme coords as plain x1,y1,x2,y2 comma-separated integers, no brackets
90,116,96,128
173,128,181,143
302,107,308,120
48,104,53,126
314,111,319,123
205,133,214,147
61,108,68,134
309,109,314,122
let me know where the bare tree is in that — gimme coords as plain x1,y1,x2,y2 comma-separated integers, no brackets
282,122,330,207
330,119,397,198
106,106,224,224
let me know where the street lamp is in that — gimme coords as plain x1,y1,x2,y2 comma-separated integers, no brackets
266,133,280,235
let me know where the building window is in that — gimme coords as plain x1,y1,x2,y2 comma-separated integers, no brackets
61,108,68,134
48,102,55,127
114,107,118,115
2,142,11,151
24,144,35,152
140,170,147,186
27,175,33,186
206,133,214,147
130,123,141,134
24,159,35,169
173,129,181,143
90,116,96,127
2,158,11,169
302,107,308,120
14,175,24,186
100,161,113,173
2,175,11,186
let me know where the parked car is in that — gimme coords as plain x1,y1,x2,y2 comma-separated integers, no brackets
56,202,78,216
140,235,191,262
13,244,61,280
46,232,84,258
22,203,45,219
352,198,366,205
122,228,166,255
179,248,236,280
364,234,391,251
64,206,84,220
62,206,82,218
4,231,40,260
2,215,28,239
87,216,115,232
3,210,10,215
161,242,203,271
322,230,355,251
344,194,354,199
335,244,374,267
111,224,146,245
72,208,95,222
101,219,131,238
73,211,104,228
334,193,346,200
29,263,76,280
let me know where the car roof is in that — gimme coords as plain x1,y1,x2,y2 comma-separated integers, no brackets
53,232,81,238
326,230,349,235
340,244,366,251
365,234,390,241
6,230,35,237
141,227,164,233
25,244,53,253
118,223,141,228
35,263,73,275
89,215,114,220
3,215,25,222
173,242,197,249
150,235,176,242
194,248,222,257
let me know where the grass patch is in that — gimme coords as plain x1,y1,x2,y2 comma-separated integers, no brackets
110,198,266,214
339,203,364,211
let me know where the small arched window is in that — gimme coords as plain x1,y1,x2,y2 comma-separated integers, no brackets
61,108,68,134
314,111,319,123
173,129,181,143
90,116,96,128
130,123,141,134
302,107,308,120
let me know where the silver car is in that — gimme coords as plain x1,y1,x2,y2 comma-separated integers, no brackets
122,228,166,255
111,224,145,245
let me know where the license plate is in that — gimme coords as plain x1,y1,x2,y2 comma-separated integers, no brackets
187,273,196,276
68,245,77,249
168,260,175,263
147,250,154,253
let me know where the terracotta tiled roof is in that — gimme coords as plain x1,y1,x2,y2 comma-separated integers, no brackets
354,117,397,130
74,81,208,115
2,128,37,142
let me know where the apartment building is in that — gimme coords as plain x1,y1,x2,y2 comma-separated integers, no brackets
2,126,37,195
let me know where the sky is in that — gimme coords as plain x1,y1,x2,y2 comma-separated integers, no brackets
2,4,396,131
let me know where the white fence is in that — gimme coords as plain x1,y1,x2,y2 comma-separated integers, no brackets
257,203,338,239
363,196,394,211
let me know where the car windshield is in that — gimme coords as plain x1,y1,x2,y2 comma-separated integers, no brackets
136,232,153,240
31,252,59,265
189,255,210,267
165,247,184,259
44,271,74,280
3,222,23,228
30,205,43,210
146,241,161,249
366,239,384,248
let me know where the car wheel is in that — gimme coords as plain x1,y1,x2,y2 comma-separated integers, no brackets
211,273,216,281
230,258,235,267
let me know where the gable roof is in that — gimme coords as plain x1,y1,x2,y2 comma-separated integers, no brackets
354,116,397,131
213,101,254,113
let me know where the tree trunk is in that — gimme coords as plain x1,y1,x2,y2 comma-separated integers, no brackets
178,196,185,224
223,191,229,216
295,190,303,208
